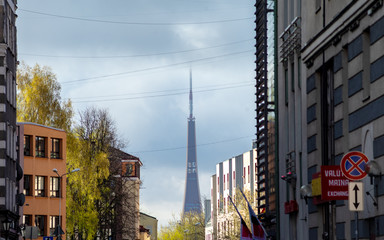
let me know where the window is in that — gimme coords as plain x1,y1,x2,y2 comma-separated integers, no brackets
35,136,46,158
35,176,45,197
51,138,61,159
23,215,32,226
24,175,32,196
50,216,60,236
248,166,251,183
35,215,46,236
24,135,31,156
50,177,60,197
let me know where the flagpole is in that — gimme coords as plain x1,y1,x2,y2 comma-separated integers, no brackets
228,195,242,218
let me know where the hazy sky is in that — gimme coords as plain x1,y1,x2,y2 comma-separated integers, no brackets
17,0,256,227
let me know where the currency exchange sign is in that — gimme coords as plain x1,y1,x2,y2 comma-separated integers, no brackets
321,165,349,201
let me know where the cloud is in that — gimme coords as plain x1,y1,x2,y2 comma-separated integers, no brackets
17,0,256,230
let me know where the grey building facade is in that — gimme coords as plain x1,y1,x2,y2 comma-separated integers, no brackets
0,0,20,239
277,0,306,238
278,0,384,239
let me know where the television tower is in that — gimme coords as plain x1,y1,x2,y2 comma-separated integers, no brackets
182,70,202,214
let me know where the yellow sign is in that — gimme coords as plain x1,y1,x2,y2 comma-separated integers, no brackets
311,176,321,196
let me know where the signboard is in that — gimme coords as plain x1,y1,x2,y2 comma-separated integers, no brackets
348,182,364,211
311,172,321,196
340,151,368,180
321,165,349,201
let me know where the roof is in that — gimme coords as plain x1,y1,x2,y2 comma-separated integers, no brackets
140,212,158,220
17,122,66,132
108,147,142,165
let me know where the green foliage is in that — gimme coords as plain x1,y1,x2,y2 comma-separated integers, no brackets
17,62,73,131
66,107,119,240
17,63,125,240
159,212,205,240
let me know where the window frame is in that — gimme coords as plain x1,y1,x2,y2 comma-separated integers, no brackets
35,215,46,236
23,215,32,226
35,136,46,158
24,135,32,156
35,176,46,197
49,216,60,236
24,175,32,196
50,176,60,198
51,138,61,159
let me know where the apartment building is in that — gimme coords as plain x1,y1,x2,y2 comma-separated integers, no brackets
277,0,305,238
0,0,19,239
207,148,257,239
19,123,67,239
108,148,143,240
302,1,384,239
277,0,384,239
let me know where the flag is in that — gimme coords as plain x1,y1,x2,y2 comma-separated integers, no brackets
239,189,267,240
228,195,253,240
240,218,253,240
248,203,266,240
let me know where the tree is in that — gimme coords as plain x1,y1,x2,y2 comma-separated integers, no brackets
17,62,73,131
158,212,205,240
66,107,124,240
17,63,131,240
97,147,141,240
217,188,255,240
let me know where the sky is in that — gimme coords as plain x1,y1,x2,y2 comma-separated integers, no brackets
17,0,256,228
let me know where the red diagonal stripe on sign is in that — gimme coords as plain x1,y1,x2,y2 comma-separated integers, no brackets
346,156,365,175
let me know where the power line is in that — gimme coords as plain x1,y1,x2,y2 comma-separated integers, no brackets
19,39,253,59
130,135,254,154
72,83,254,103
19,9,253,26
70,81,253,100
61,50,253,84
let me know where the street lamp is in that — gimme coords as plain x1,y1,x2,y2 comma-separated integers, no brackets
194,222,200,240
52,168,80,240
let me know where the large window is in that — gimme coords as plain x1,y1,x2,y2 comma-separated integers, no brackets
50,216,60,236
35,215,46,236
35,136,46,158
51,138,61,159
24,175,32,196
35,176,45,197
50,177,60,197
24,135,32,156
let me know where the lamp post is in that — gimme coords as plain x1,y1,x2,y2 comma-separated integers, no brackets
52,168,80,240
184,229,189,240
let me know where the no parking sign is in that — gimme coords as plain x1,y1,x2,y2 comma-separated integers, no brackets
340,151,368,181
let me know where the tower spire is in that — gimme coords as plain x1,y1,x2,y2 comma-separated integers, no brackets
189,69,193,119
183,69,201,215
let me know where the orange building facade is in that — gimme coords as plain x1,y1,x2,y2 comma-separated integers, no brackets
18,123,67,239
